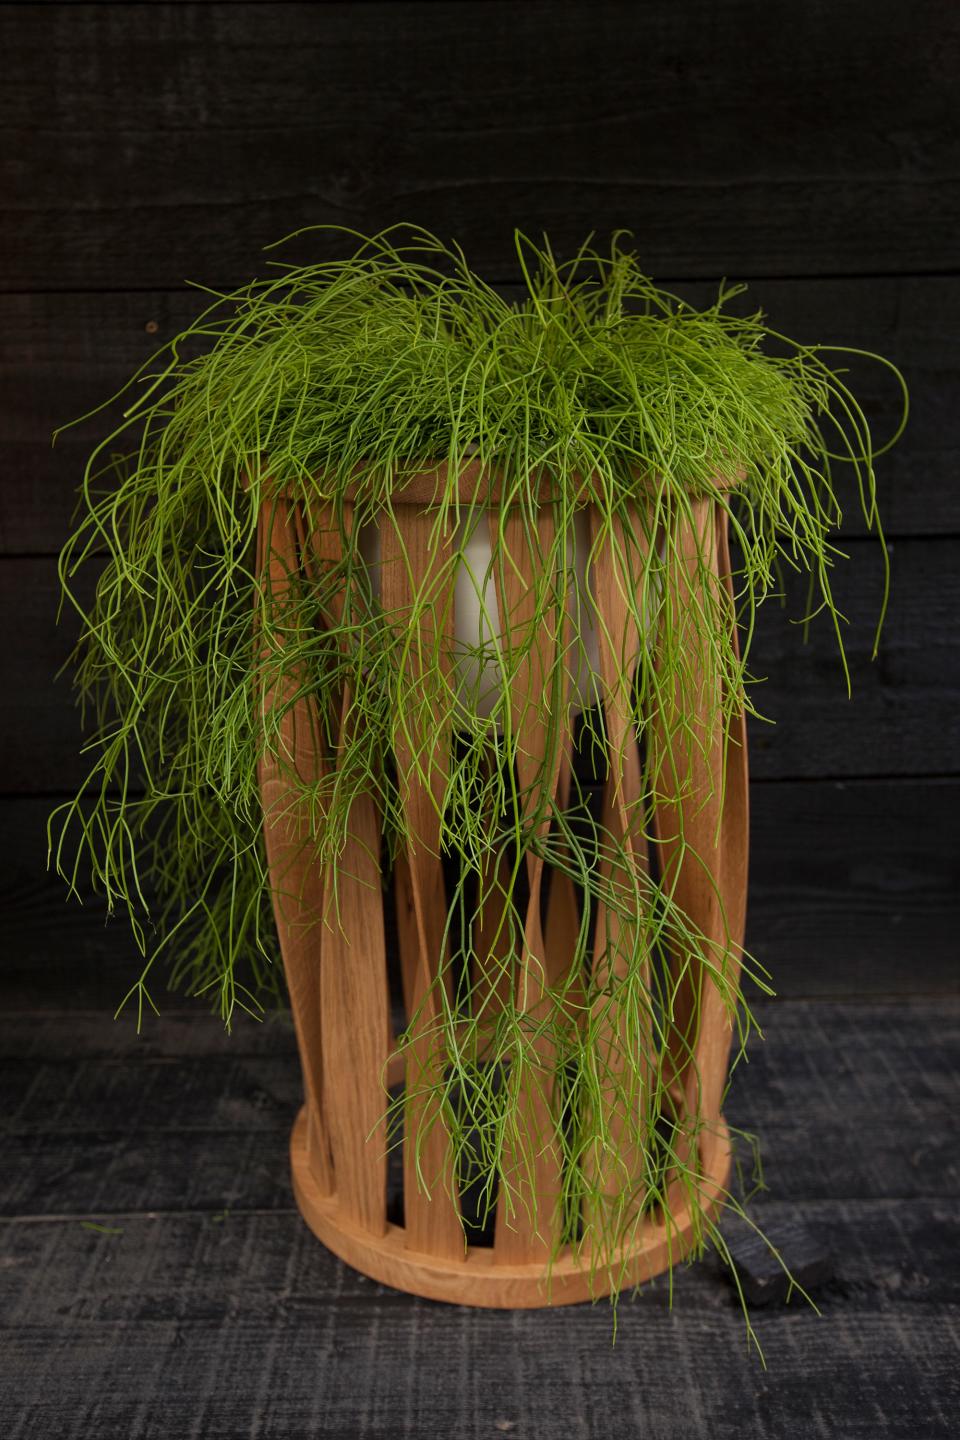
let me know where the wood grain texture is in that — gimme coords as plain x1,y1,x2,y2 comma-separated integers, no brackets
489,504,566,1260
307,502,390,1238
1,0,957,1386
1,1000,958,1435
3,1001,958,1213
292,1106,729,1307
253,494,331,1192
379,504,463,1261
698,506,750,1179
541,724,584,1020
584,504,654,1220
648,503,748,1161
3,1200,957,1438
317,689,391,1237
714,509,750,958
2,3,958,288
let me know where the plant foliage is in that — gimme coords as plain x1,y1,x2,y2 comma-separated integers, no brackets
50,227,906,1331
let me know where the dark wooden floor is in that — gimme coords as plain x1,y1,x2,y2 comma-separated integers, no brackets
2,984,957,1439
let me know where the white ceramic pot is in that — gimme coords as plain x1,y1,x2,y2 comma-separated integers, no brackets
358,505,616,720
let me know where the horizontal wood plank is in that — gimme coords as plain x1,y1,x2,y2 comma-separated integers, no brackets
2,1196,957,1308
2,274,952,556
1,3,958,289
0,1197,957,1437
742,536,960,779
0,998,956,1440
744,778,960,998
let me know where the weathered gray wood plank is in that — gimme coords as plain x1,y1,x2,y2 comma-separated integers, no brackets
0,1200,957,1438
1,3,958,289
0,1001,956,1436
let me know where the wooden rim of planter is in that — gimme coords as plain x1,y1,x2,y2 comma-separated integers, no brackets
291,1106,732,1308
339,460,744,504
247,456,744,505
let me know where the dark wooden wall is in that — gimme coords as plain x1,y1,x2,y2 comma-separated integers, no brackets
2,2,958,1001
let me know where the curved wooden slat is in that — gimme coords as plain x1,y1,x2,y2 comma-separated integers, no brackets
254,494,332,1194
392,849,420,1023
297,497,391,1237
489,505,566,1262
648,498,747,1181
319,731,391,1235
715,506,750,959
695,505,749,1177
380,503,464,1261
584,503,655,1232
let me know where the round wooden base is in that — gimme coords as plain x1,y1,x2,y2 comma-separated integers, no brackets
290,1107,732,1309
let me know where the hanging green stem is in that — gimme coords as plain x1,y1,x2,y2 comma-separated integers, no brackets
48,226,905,1346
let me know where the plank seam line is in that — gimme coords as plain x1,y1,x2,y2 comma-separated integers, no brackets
2,267,960,299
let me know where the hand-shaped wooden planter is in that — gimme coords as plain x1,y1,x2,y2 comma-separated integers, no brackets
253,463,748,1308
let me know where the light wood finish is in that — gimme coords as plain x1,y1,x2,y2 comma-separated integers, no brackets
317,707,391,1237
648,500,749,1175
291,1106,732,1307
254,495,332,1194
302,497,391,1237
294,497,347,749
584,505,655,1225
392,850,421,1022
325,460,743,507
715,506,750,959
698,505,749,1177
254,474,749,1306
380,504,464,1261
489,505,566,1261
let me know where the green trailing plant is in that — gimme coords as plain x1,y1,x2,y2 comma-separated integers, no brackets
49,226,906,1341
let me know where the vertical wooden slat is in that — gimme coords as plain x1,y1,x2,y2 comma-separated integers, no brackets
649,497,747,1174
584,503,654,1227
380,503,464,1260
715,506,749,960
254,493,332,1195
298,497,353,742
300,497,391,1236
489,504,566,1262
319,730,391,1235
695,505,749,1176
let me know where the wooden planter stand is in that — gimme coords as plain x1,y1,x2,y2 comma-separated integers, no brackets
253,464,748,1308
